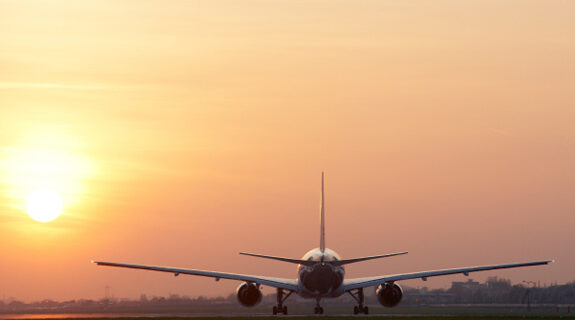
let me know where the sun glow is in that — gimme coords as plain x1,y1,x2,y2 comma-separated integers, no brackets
26,189,63,222
0,128,95,222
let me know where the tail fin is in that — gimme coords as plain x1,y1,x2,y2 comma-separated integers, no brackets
320,172,326,253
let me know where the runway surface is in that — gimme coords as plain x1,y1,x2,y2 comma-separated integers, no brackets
0,314,573,320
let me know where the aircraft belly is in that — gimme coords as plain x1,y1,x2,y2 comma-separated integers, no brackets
298,264,344,298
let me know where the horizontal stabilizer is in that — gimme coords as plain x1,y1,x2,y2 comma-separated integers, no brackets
331,251,408,266
240,251,408,267
240,252,316,266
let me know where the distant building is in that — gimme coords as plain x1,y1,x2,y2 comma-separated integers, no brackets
449,279,485,303
451,279,484,291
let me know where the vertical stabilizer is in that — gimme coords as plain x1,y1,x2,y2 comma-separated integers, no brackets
320,172,325,253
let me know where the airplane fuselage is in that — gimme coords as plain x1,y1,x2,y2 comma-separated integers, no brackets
297,248,345,298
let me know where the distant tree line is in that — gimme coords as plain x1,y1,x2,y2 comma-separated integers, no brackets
1,278,573,314
398,277,575,305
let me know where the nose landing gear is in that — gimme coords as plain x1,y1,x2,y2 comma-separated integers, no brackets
314,299,324,314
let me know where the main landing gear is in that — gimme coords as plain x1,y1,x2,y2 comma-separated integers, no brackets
347,288,369,314
272,288,292,315
314,298,324,314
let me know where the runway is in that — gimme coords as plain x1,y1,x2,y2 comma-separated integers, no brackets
0,313,572,320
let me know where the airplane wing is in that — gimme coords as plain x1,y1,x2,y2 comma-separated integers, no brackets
93,261,299,291
342,260,552,291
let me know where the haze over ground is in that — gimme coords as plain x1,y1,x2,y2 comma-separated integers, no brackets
0,1,573,302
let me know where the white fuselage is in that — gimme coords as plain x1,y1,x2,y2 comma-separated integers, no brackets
297,248,345,298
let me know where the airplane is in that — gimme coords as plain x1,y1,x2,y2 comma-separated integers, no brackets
93,173,552,315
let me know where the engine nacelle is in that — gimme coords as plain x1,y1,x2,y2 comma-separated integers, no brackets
236,282,262,307
376,282,403,307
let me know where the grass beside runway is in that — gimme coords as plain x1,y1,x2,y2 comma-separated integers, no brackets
6,317,572,320
1,305,574,319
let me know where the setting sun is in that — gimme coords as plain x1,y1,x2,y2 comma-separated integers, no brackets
26,189,63,223
0,127,96,224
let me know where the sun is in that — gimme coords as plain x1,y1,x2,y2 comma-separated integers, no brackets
1,128,96,223
26,189,63,223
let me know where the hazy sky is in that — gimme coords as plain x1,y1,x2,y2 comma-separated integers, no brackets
1,1,574,302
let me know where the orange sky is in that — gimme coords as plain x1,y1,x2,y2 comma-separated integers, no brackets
0,1,574,302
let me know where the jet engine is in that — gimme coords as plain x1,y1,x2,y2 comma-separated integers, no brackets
236,282,262,307
376,282,403,307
